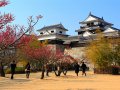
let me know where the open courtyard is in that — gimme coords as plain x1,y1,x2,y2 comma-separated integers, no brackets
0,71,120,90
0,0,120,90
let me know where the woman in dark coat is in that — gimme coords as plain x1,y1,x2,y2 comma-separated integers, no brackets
10,60,16,79
25,62,31,78
74,63,80,76
81,62,87,76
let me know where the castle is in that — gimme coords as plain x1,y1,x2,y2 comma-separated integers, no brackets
37,13,120,63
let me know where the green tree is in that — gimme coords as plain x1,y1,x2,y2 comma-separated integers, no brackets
86,35,120,69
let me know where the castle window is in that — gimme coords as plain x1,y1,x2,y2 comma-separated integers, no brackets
40,32,43,35
87,23,90,26
78,32,84,35
99,22,104,27
51,31,54,33
78,32,82,35
91,22,94,26
59,31,62,34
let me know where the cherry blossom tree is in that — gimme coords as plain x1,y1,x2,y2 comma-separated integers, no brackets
51,49,77,76
17,34,51,79
18,35,77,79
0,0,42,77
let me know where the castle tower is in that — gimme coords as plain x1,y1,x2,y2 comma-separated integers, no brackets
76,13,113,37
37,23,69,51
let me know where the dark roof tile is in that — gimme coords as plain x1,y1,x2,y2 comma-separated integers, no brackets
37,24,68,31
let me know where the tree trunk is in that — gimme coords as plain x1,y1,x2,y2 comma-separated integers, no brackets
0,62,5,77
41,65,45,79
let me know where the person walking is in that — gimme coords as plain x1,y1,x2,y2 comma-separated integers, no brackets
25,62,31,78
74,62,80,76
10,60,16,79
45,64,50,76
81,62,87,76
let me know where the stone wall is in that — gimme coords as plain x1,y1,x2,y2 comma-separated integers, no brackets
64,47,86,60
64,47,94,70
48,44,65,52
48,44,94,70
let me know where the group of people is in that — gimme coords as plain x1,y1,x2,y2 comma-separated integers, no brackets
10,60,30,79
10,60,87,79
74,62,87,76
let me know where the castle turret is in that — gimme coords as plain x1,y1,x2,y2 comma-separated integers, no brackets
76,13,113,37
37,23,69,47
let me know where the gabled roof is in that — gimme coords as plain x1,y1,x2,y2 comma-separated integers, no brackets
104,27,120,33
37,24,68,31
80,12,113,25
110,27,120,31
89,12,104,21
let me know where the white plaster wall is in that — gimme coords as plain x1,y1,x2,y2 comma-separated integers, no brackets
39,28,66,35
56,28,66,35
83,31,92,37
38,35,56,40
39,29,55,35
94,22,99,25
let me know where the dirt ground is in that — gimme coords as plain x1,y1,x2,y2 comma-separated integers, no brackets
0,71,120,90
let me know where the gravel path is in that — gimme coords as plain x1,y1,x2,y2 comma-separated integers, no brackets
0,71,120,90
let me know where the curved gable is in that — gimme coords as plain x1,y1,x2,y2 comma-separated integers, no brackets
84,16,98,22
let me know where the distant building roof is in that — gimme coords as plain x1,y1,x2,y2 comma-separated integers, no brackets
37,24,68,31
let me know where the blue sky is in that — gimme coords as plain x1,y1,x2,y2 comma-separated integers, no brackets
1,0,120,35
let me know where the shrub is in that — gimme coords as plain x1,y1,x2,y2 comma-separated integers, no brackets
5,67,25,74
111,66,120,75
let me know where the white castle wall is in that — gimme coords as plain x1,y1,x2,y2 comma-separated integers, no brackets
39,28,66,35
